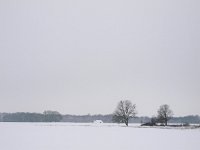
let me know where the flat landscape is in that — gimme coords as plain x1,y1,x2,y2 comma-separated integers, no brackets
0,122,199,150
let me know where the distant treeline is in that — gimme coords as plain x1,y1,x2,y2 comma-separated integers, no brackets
62,114,200,124
0,111,200,124
0,111,62,122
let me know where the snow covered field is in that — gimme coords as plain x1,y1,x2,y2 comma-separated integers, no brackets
0,122,199,150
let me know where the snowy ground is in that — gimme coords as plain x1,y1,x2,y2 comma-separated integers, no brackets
0,122,199,150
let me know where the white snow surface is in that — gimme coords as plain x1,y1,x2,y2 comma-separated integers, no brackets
0,122,199,150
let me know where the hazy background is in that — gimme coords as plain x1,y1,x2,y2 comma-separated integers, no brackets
0,0,199,116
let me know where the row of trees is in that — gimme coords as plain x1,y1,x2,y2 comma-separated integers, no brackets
2,111,62,122
112,100,173,126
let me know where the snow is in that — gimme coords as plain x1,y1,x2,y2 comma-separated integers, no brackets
0,122,199,150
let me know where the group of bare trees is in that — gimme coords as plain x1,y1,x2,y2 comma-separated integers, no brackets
1,111,63,122
112,100,173,126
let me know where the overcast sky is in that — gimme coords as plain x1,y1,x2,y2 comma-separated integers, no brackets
0,0,199,116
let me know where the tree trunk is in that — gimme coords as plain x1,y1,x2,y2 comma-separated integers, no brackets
165,120,167,126
125,119,128,126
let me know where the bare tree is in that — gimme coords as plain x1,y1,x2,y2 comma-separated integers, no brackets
112,100,137,126
157,104,173,126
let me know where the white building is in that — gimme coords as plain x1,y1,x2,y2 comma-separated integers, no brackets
93,120,103,124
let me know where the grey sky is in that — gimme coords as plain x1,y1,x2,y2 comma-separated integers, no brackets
0,0,200,116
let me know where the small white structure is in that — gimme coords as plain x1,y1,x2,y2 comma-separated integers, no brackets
93,120,103,124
